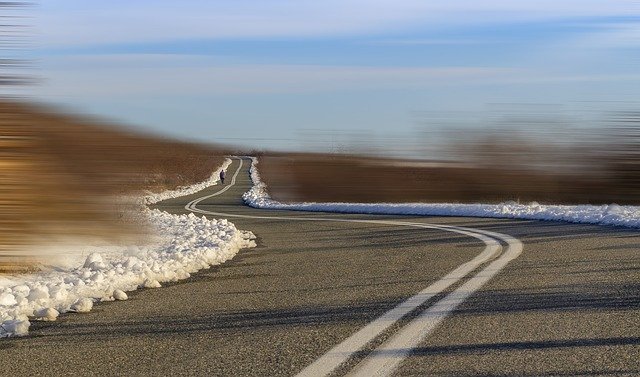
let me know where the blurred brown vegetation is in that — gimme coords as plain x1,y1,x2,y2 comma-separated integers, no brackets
0,99,229,269
259,114,640,205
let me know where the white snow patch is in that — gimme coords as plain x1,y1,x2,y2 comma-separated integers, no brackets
0,292,17,307
34,307,59,321
243,157,640,229
0,209,255,337
71,298,94,313
144,158,232,205
143,279,161,288
2,318,30,337
0,159,256,338
113,289,128,301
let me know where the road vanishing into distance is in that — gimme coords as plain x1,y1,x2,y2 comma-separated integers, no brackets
4,157,640,376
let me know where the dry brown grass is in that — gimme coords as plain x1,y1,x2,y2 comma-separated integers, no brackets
0,99,230,268
257,152,625,205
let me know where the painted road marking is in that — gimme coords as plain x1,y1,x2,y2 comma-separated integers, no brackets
182,157,523,376
348,233,523,377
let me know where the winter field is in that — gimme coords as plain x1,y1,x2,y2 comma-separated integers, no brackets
2,155,639,338
0,162,255,338
246,158,640,229
0,100,230,269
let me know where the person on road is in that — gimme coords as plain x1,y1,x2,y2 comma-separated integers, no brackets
220,169,226,185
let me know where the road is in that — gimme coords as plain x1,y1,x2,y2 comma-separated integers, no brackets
3,157,639,376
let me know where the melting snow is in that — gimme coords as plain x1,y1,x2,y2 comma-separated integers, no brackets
243,157,640,229
0,160,255,338
144,158,232,205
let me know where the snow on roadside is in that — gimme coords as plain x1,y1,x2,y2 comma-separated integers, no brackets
243,157,640,229
0,160,255,338
144,158,232,204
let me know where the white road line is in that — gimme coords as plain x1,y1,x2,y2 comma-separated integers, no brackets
183,157,523,377
294,237,500,377
184,157,243,207
348,233,523,377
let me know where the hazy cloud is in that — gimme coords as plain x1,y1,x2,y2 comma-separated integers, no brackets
38,55,516,96
38,0,640,47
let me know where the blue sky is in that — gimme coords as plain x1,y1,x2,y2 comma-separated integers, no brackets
30,1,640,154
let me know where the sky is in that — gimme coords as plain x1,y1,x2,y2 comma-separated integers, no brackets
23,1,640,154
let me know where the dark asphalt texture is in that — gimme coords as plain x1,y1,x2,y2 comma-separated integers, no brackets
3,158,639,376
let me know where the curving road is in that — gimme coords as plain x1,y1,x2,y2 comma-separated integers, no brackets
3,157,639,376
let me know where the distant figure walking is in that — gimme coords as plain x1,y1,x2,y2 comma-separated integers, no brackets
219,169,226,185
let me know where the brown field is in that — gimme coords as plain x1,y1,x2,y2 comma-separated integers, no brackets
257,111,640,206
258,148,639,205
2,99,638,269
0,99,230,269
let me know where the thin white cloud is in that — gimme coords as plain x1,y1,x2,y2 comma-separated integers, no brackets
36,54,515,96
36,51,640,100
37,0,640,47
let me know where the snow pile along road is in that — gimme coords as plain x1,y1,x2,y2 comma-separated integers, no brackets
144,158,232,204
0,161,255,338
243,157,640,229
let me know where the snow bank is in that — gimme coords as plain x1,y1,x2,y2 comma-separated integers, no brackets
1,167,256,337
144,158,232,204
243,157,640,229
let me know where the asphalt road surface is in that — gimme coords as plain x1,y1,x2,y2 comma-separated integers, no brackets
3,157,639,376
